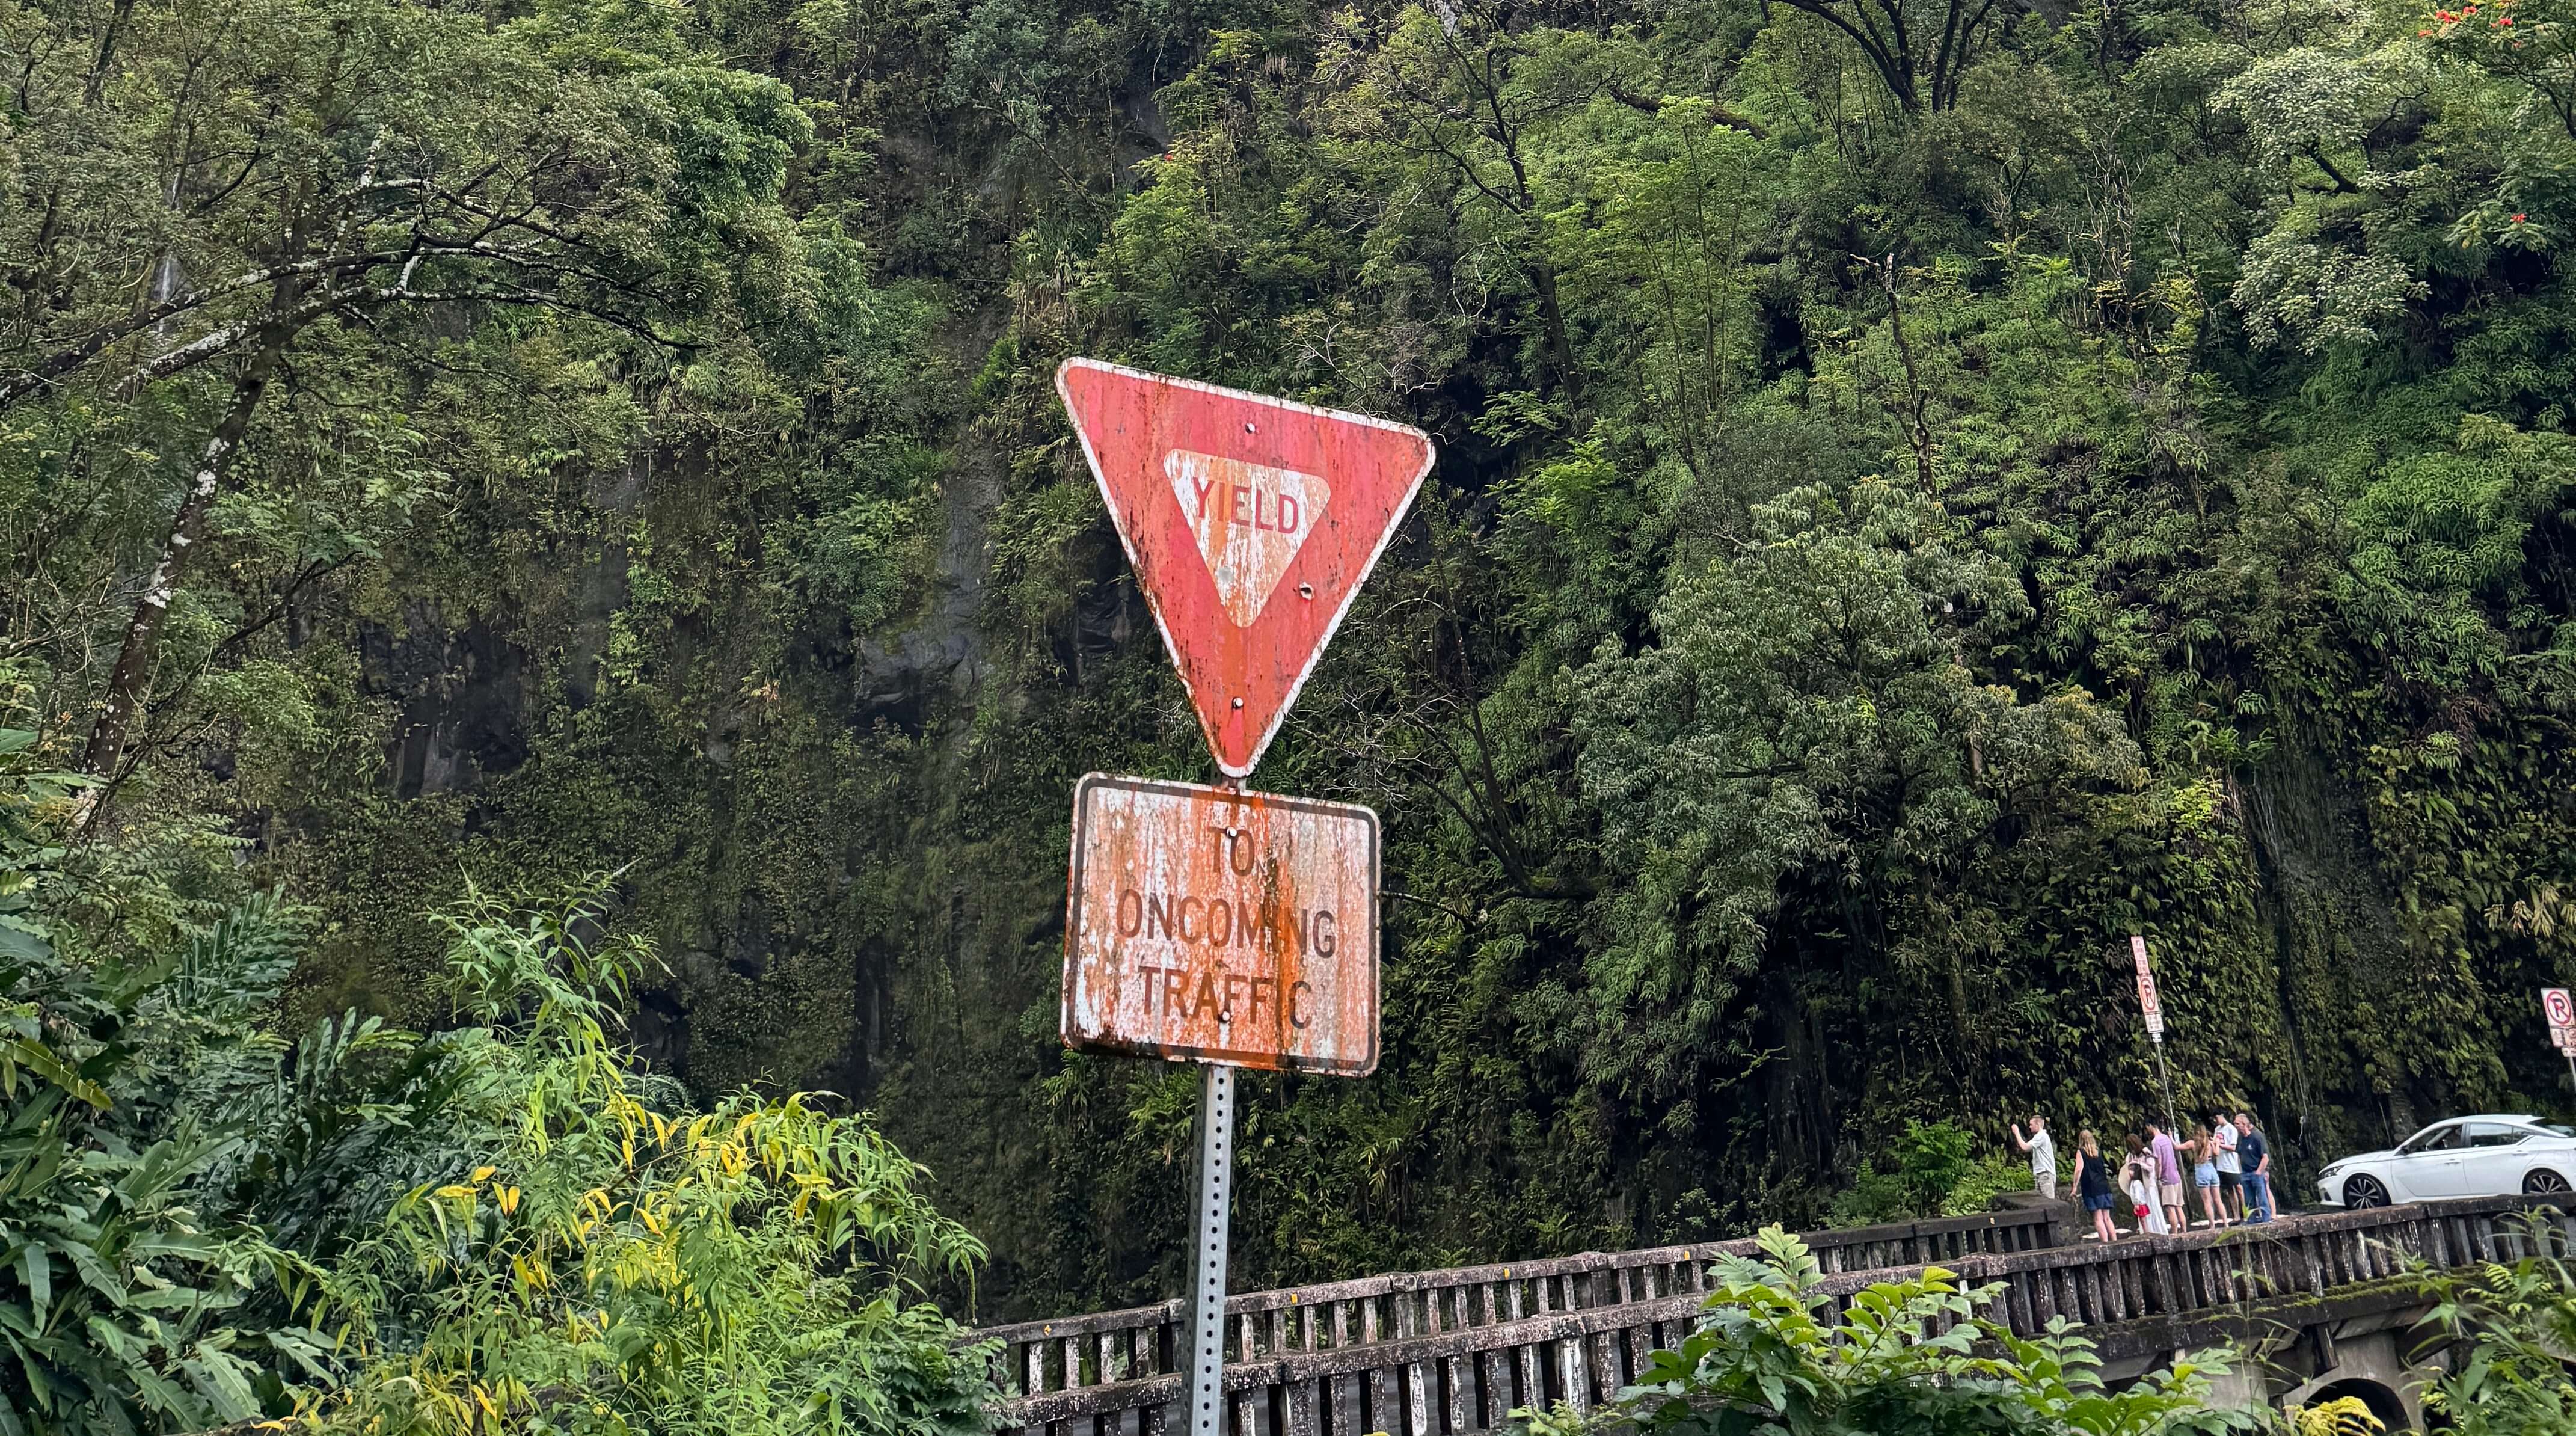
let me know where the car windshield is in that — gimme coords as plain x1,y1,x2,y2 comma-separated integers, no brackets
2530,1122,2576,1138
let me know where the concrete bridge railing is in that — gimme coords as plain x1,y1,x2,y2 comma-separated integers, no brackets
978,1197,2562,1436
971,1207,2055,1431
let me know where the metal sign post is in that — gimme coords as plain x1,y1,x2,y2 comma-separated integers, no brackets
2133,935,2177,1137
1055,358,1424,1436
1186,1063,1234,1436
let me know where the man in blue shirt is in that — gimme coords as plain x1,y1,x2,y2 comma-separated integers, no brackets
2236,1111,2274,1223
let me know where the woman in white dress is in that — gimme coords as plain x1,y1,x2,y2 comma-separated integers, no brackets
2123,1134,2170,1236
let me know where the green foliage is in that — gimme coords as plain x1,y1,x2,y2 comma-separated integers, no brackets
2409,1212,2576,1434
313,883,996,1436
0,669,93,971
0,855,345,1430
1604,1226,2248,1435
1826,1121,2014,1227
19,0,2576,1350
0,707,993,1434
1939,1155,2038,1220
2284,1398,2381,1436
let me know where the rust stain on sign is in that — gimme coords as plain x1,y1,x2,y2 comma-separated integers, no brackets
1063,773,1379,1075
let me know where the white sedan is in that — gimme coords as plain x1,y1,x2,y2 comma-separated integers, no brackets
2316,1114,2576,1208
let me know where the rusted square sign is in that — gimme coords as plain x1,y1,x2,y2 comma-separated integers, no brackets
1063,773,1379,1075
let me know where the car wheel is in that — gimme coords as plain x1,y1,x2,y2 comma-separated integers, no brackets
2524,1168,2573,1199
2342,1174,2391,1209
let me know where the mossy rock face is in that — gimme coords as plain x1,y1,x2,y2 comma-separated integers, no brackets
268,360,2574,1324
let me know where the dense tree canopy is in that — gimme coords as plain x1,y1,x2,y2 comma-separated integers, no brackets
12,0,2576,1357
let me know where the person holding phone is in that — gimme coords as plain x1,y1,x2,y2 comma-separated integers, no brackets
2011,1114,2057,1201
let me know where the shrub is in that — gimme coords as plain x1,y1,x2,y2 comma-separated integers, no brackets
1554,1226,2252,1435
1826,1121,2014,1226
2408,1211,2576,1434
1,721,994,1436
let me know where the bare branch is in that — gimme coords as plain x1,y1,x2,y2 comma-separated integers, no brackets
0,251,406,409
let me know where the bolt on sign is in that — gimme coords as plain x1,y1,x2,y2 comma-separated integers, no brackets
1056,358,1436,778
1063,774,1379,1075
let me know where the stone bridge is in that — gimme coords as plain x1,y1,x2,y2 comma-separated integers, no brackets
974,1197,2567,1434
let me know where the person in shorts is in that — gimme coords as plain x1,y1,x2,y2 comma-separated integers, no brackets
2011,1114,2058,1201
2148,1121,2186,1233
2191,1123,2225,1228
2213,1111,2243,1219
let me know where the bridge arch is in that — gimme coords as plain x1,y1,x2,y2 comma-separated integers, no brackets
2299,1376,2411,1431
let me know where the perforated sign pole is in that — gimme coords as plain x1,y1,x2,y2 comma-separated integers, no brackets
1186,1061,1233,1436
1191,779,1236,1436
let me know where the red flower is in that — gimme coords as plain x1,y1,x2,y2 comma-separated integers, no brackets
2513,213,2528,222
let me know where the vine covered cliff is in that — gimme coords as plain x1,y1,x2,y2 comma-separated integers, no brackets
9,0,2576,1324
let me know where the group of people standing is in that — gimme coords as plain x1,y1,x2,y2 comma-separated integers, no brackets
2007,1111,2276,1242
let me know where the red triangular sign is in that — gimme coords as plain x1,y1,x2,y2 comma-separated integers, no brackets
1058,358,1435,776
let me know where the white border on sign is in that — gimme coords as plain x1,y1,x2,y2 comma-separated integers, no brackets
1055,357,1438,778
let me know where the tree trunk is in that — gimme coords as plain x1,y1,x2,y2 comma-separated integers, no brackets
1529,258,1584,405
79,335,287,781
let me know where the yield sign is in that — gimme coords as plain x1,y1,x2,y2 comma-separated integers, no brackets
1057,358,1435,776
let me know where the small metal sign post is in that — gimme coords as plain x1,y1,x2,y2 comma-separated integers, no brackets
1186,1063,1233,1436
2544,987,2576,1094
1056,360,1429,1436
2132,935,2177,1137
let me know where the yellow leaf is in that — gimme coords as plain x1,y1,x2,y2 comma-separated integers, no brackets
471,1165,497,1183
